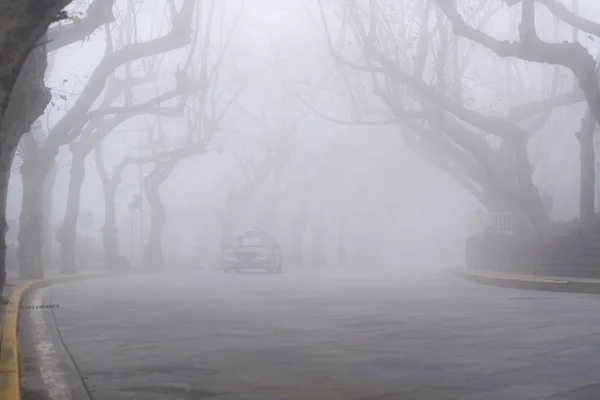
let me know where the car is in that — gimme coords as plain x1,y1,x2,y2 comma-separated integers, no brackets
222,228,283,273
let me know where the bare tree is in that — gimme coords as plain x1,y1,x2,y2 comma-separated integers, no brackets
141,0,247,270
316,1,574,234
217,137,291,251
93,0,247,271
0,0,121,293
142,115,216,271
55,1,200,275
214,90,307,250
17,0,196,279
433,0,600,222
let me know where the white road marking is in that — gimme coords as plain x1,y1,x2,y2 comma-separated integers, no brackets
27,290,73,400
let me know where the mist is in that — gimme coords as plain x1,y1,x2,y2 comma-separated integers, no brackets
6,0,488,273
5,1,600,399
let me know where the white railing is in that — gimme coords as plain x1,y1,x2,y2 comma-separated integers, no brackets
469,210,525,236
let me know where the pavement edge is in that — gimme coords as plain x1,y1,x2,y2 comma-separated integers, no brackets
0,272,128,400
0,280,35,400
452,268,600,294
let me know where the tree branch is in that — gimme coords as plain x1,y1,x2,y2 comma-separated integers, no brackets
84,83,194,122
46,0,116,52
44,0,197,158
434,0,600,128
298,94,415,126
94,142,109,186
335,53,524,139
509,89,583,121
537,0,600,38
120,141,209,170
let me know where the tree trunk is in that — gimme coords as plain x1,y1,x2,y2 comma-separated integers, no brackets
10,41,53,280
352,236,363,266
263,173,282,230
369,208,394,268
219,217,233,251
18,150,48,279
337,214,348,267
18,131,56,282
310,214,327,267
102,181,120,270
362,221,379,268
291,205,307,266
145,181,166,270
578,111,596,222
56,149,86,275
144,163,175,271
372,227,387,268
499,138,551,233
0,133,20,295
580,135,595,222
95,145,123,270
519,183,552,233
351,216,365,266
42,162,57,268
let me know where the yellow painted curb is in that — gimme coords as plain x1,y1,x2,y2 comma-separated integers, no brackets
0,280,37,400
0,271,129,400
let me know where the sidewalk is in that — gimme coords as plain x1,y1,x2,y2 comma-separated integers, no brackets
453,268,600,294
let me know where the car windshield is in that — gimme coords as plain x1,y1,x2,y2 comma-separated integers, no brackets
233,234,268,247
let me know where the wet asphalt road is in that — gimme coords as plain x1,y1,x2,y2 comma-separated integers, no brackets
22,268,600,400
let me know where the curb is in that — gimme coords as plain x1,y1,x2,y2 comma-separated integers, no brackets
453,269,600,294
0,281,34,400
0,272,128,400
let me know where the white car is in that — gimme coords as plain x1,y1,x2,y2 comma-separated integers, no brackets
222,228,283,273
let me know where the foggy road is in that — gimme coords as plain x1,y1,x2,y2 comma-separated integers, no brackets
20,268,600,400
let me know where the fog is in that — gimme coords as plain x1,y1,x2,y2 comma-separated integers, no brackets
6,0,600,274
10,1,600,399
